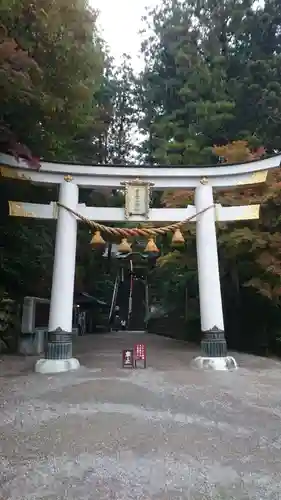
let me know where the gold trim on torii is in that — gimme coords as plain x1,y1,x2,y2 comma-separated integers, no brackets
237,170,268,185
0,166,31,181
8,201,35,218
200,177,208,185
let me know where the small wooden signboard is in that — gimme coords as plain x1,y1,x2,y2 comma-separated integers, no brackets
122,349,134,368
134,343,147,368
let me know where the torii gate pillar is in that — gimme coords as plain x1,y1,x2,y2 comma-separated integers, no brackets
192,179,237,371
2,150,281,373
35,177,80,374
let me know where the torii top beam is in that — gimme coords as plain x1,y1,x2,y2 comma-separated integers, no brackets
0,153,281,189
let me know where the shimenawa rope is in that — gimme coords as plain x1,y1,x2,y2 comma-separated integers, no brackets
57,202,215,238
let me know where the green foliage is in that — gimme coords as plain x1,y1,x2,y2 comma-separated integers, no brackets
139,0,281,163
139,0,238,164
0,0,111,314
2,0,281,358
0,180,56,298
139,0,281,353
0,11,138,321
0,0,106,160
0,294,19,352
103,55,139,164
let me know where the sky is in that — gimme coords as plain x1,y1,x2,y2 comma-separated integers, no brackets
90,0,159,71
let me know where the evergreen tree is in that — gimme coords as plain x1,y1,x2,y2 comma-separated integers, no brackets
104,54,139,164
139,0,281,353
139,0,281,162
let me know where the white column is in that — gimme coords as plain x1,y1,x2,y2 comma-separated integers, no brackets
35,178,80,374
48,179,78,331
192,179,237,370
195,181,224,331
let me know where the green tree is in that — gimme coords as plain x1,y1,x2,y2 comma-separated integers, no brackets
139,0,281,354
139,0,246,164
0,0,110,320
139,0,281,163
0,0,106,161
103,54,139,164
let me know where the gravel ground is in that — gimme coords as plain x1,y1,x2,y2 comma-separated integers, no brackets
1,332,281,499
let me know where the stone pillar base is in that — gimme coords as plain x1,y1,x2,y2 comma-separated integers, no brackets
191,356,238,371
201,326,227,357
34,357,80,374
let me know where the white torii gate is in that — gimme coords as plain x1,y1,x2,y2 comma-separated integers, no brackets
1,152,281,373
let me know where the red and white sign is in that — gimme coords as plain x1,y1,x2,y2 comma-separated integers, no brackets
134,343,146,368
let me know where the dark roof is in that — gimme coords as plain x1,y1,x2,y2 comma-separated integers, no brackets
38,153,281,169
